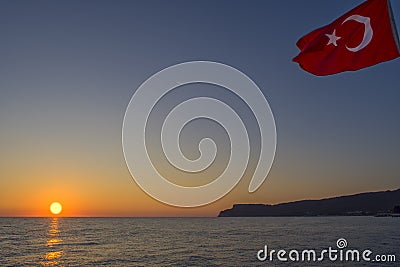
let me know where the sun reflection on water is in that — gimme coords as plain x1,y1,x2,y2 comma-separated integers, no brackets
40,218,63,266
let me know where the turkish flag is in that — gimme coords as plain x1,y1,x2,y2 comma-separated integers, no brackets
293,0,400,76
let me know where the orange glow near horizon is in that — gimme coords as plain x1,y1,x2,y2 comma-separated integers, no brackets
50,202,62,215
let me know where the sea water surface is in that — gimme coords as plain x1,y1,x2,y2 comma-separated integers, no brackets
0,217,398,266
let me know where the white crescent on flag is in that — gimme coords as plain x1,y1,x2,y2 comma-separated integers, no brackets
342,14,373,52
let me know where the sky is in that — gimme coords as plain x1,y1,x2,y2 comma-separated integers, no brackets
0,0,399,217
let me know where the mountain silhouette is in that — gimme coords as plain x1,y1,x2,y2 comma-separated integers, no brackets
218,188,400,217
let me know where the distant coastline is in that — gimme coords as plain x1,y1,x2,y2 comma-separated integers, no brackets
218,189,400,217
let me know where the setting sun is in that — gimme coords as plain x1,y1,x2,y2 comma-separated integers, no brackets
50,202,63,215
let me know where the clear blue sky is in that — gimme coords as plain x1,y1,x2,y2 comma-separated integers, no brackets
0,0,399,216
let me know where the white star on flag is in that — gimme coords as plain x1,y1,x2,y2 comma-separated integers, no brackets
325,29,341,46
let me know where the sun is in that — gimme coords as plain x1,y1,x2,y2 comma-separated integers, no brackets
50,202,63,215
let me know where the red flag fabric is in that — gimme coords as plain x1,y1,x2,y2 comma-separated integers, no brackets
293,0,400,76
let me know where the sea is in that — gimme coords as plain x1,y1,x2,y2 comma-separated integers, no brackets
0,217,398,266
